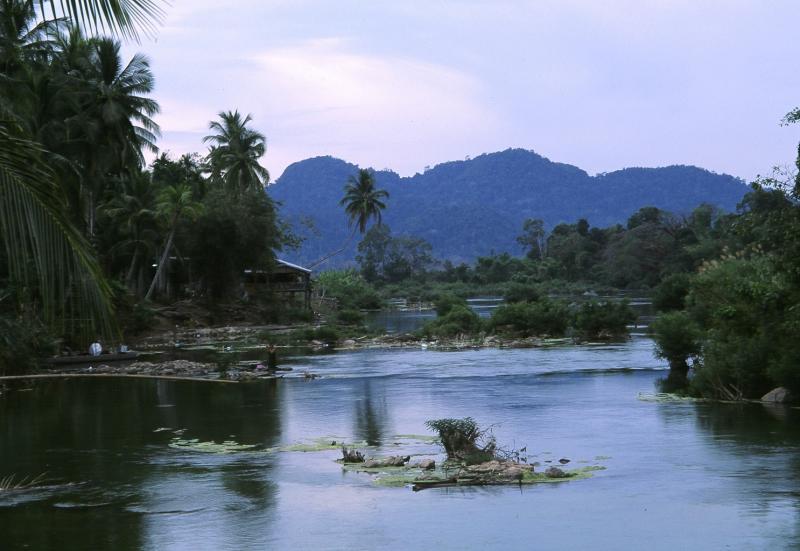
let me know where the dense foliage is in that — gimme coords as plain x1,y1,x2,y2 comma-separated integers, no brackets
419,292,634,341
649,167,800,399
0,1,291,370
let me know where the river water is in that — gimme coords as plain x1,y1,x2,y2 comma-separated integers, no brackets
2,336,800,549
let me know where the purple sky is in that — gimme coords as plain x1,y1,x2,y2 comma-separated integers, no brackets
125,0,800,182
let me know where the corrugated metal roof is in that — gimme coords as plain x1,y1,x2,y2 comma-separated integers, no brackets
276,259,312,273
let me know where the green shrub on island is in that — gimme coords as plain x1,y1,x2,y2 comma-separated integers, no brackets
486,298,570,337
571,300,636,339
503,282,543,304
651,311,702,392
434,294,467,316
425,417,496,465
422,296,483,338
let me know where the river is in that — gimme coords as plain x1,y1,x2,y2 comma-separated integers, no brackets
1,334,799,549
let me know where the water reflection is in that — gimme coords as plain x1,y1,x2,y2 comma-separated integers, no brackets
0,378,284,550
353,380,390,446
657,400,800,546
3,340,800,550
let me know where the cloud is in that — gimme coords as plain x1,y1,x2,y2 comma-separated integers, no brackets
149,37,505,176
240,38,504,174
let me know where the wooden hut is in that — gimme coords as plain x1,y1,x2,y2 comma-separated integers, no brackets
243,259,312,309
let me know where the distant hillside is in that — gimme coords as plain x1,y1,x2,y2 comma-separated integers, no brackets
268,149,749,267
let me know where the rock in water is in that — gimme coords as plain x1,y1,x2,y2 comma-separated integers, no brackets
417,459,435,470
461,460,529,483
362,455,410,468
558,458,570,465
761,387,791,403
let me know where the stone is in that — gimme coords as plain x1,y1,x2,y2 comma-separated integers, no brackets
761,387,791,403
417,459,435,470
545,466,568,478
558,458,570,465
342,339,356,347
363,455,411,468
461,460,529,482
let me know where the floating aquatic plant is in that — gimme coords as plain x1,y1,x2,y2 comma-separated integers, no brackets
169,438,262,454
637,392,704,403
0,473,47,491
273,438,371,453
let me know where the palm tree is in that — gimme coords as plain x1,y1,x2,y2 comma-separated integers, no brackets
309,169,389,268
341,169,389,233
0,0,166,342
203,110,269,195
102,171,158,294
145,182,203,301
0,0,61,73
73,35,160,235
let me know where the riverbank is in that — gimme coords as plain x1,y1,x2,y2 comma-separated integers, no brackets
17,326,632,384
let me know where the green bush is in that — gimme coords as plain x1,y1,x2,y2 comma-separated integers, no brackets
572,300,636,339
434,294,467,316
313,326,341,343
0,314,57,375
651,311,703,392
426,417,496,463
422,302,483,338
336,309,365,325
652,273,691,312
486,298,569,337
316,269,382,310
503,282,542,303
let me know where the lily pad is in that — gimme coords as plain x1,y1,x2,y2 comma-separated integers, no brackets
169,438,262,454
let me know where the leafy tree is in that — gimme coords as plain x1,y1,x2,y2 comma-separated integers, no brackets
188,188,282,299
651,311,702,392
517,218,547,260
315,269,381,310
356,224,434,283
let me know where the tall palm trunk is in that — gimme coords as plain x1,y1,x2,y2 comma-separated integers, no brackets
309,227,357,269
126,247,140,289
145,215,177,300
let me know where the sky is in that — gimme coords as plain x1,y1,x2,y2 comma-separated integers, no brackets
123,0,800,182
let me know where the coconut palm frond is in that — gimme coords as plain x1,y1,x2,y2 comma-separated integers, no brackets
0,128,114,341
38,0,166,41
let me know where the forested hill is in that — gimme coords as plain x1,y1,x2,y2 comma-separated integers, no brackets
268,149,749,266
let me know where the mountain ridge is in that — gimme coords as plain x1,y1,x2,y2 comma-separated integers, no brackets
268,148,749,267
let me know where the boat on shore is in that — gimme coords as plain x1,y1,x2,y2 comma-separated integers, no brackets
45,352,140,366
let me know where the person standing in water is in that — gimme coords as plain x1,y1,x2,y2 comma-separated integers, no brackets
267,344,278,371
